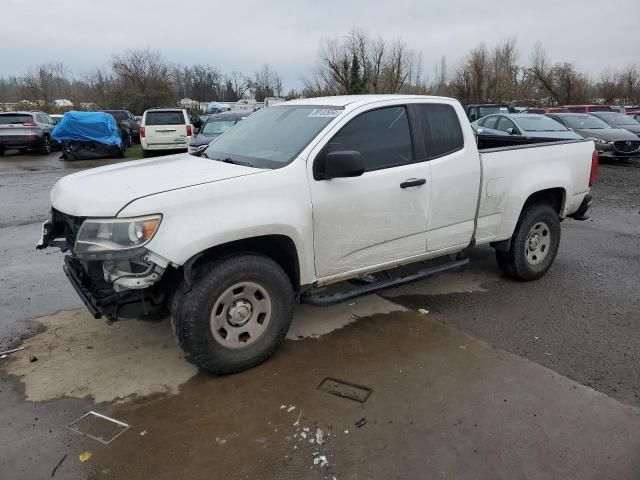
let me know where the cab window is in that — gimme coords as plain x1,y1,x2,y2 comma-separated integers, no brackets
324,106,413,172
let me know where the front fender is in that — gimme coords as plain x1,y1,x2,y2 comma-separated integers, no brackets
118,159,316,285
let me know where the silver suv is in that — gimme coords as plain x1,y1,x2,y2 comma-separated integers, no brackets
0,111,56,156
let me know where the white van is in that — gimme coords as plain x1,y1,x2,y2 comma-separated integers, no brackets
140,108,192,157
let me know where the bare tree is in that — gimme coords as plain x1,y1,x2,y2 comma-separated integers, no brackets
111,49,175,111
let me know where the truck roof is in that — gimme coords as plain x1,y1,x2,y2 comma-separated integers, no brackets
285,94,456,110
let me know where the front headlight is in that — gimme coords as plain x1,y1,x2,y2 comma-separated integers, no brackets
589,137,610,144
75,215,162,255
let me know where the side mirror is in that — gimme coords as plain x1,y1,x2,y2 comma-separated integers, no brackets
506,127,518,135
315,150,365,180
190,145,207,156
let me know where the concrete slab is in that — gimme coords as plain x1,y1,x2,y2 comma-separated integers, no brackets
2,302,638,479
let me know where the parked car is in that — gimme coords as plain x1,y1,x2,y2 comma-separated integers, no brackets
546,113,640,159
522,107,569,114
102,110,140,146
471,113,582,140
52,111,125,160
38,95,597,375
188,111,251,152
0,111,56,156
588,111,640,137
562,105,613,113
140,108,193,158
464,103,513,122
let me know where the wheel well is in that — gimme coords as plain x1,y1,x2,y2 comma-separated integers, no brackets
186,235,300,289
523,187,565,215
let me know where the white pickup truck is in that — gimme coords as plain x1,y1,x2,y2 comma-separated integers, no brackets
38,95,597,374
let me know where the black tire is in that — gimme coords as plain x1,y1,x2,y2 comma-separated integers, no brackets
0,146,5,156
39,136,51,155
123,131,133,148
172,254,295,375
495,204,561,281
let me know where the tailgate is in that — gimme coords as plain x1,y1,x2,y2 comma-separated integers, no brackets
144,110,188,146
145,125,188,146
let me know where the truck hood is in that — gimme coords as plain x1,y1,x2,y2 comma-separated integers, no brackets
51,153,266,217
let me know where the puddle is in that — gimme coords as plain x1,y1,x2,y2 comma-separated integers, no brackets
1,309,197,403
287,295,406,340
2,296,405,403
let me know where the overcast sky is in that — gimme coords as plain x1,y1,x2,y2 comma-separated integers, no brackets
2,0,639,90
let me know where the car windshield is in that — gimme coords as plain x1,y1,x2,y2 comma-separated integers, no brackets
104,111,128,121
596,112,638,126
201,120,237,135
515,116,568,132
478,106,509,117
0,114,33,124
563,116,610,129
204,105,343,168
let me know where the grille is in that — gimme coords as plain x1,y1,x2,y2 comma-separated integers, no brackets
613,140,640,153
52,209,85,250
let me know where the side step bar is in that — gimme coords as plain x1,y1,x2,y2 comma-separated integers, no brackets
302,258,470,306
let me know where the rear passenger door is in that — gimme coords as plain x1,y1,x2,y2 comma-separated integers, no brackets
309,104,431,279
410,102,480,252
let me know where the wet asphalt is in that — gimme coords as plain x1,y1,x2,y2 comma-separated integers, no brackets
0,150,639,479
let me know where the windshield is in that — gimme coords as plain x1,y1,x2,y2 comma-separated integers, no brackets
479,106,509,117
204,105,343,168
201,120,237,135
104,111,128,121
515,116,568,132
563,116,610,130
596,112,638,126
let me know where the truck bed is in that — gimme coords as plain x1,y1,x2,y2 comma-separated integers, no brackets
474,138,594,246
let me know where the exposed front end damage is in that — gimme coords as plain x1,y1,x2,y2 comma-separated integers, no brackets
39,209,175,321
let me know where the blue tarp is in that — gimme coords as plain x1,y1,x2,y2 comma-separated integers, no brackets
206,102,229,114
52,111,122,146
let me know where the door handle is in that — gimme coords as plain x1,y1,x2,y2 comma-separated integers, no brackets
400,178,426,188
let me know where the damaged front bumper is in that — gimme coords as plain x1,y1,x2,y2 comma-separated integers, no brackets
38,209,172,320
62,254,169,321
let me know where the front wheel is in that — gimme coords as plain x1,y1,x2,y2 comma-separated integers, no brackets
171,254,295,375
495,204,561,281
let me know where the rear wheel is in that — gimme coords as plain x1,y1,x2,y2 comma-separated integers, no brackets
495,204,561,281
172,254,294,375
39,136,51,155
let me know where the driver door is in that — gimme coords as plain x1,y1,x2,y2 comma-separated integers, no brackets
308,105,431,280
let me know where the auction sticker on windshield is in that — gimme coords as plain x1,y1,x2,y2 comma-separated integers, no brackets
307,109,342,118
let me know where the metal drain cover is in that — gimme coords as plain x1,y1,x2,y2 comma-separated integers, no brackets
318,377,373,403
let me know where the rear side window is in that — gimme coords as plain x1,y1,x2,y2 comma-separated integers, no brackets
482,116,499,129
145,111,185,126
0,114,33,124
414,104,464,158
324,106,413,171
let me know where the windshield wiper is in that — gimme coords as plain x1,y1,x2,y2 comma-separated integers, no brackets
215,157,252,167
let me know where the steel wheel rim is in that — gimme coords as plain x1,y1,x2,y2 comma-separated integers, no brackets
210,281,272,349
525,221,551,265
